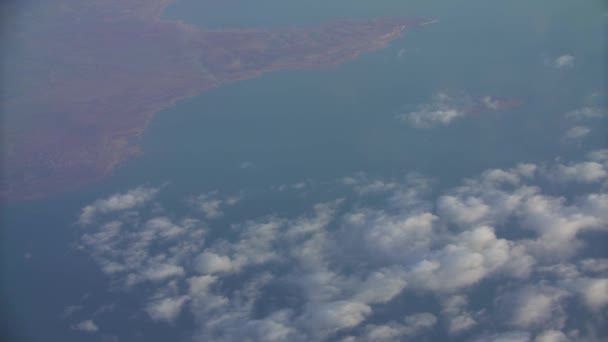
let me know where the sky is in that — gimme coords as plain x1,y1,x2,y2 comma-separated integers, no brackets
1,0,607,341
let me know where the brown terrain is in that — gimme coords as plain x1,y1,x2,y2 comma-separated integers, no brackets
1,0,437,201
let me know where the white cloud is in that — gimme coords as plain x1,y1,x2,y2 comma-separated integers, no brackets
72,320,99,333
142,263,185,282
353,268,408,304
474,331,532,342
548,162,607,183
535,330,569,342
588,149,608,162
146,296,189,323
194,251,236,274
408,226,533,292
200,199,223,218
437,166,536,229
357,313,437,342
303,300,372,336
78,187,159,225
398,93,467,128
191,191,241,219
579,278,608,311
566,107,606,120
79,214,204,287
482,96,501,110
345,211,438,263
518,193,606,260
504,285,569,329
438,195,491,226
579,258,608,274
76,151,608,340
229,311,296,342
564,126,590,139
562,277,608,311
442,295,478,335
145,217,187,238
553,55,575,68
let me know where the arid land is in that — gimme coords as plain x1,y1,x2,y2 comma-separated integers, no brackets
1,0,437,201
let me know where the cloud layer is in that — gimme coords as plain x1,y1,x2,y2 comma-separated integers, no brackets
76,150,608,341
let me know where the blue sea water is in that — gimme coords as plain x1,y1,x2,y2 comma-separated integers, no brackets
1,0,606,341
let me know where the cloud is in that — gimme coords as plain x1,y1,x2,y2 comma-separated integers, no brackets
534,330,569,342
408,226,531,292
142,263,185,282
482,96,501,110
78,187,159,225
76,150,608,340
397,48,407,58
397,93,467,128
589,149,608,162
564,126,590,139
191,191,241,219
442,295,478,335
146,295,190,323
547,162,607,184
561,277,608,312
501,285,569,329
72,320,99,333
194,251,236,274
473,331,532,342
355,313,437,342
79,215,204,287
566,107,607,120
579,258,608,274
517,193,607,260
353,268,408,304
548,55,575,68
303,300,372,336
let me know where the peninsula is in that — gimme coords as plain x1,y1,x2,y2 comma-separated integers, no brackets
1,0,437,201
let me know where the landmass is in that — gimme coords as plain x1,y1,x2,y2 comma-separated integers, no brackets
1,0,437,201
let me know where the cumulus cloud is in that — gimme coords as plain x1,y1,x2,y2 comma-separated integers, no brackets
534,330,569,342
553,55,575,69
353,268,408,304
561,277,608,311
501,285,569,329
355,313,436,342
303,300,372,335
76,150,608,341
78,187,159,225
408,226,533,292
194,251,236,274
566,107,606,120
579,258,608,274
190,191,241,219
79,216,204,287
397,93,467,128
564,125,590,139
588,149,608,162
72,320,99,333
442,295,478,335
473,331,532,342
146,295,190,323
547,161,607,184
